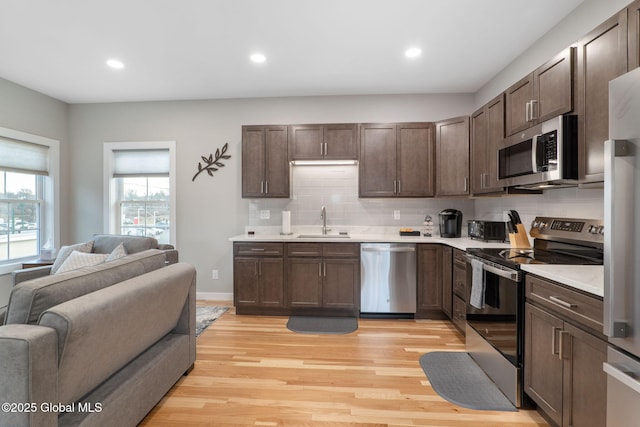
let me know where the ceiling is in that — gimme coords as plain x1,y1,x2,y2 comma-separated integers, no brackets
0,0,584,104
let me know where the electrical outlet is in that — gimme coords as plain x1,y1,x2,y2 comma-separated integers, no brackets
259,210,270,219
393,210,401,220
212,269,219,280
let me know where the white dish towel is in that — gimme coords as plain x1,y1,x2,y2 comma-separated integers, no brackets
470,258,485,309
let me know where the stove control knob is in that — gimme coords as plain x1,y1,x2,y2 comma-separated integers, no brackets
539,221,548,230
588,225,598,234
598,226,604,235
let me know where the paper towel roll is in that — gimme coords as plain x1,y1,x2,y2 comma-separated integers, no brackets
282,211,291,234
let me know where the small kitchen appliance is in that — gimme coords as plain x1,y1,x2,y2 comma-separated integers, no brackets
467,220,506,242
438,209,462,238
465,216,603,408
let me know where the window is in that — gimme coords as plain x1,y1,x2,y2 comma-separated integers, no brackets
0,128,59,267
104,142,176,245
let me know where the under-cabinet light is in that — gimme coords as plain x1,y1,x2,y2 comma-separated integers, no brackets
290,160,358,166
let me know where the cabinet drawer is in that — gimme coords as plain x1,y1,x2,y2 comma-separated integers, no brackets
322,243,359,258
453,249,467,267
452,295,466,334
287,243,322,257
526,274,603,333
234,242,284,257
453,263,467,300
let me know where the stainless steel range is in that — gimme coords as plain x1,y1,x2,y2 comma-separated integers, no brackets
464,216,603,407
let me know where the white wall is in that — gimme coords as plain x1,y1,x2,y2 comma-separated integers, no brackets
68,94,474,296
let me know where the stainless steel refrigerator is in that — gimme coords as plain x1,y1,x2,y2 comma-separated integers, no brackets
604,66,640,426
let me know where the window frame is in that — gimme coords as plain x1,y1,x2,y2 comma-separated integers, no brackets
0,126,59,272
103,141,176,245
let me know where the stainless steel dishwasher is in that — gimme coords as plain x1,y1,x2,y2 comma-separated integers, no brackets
360,243,416,316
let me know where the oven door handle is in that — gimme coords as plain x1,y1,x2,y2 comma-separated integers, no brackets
467,255,519,281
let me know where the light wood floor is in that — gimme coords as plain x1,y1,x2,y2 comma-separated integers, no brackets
140,303,549,427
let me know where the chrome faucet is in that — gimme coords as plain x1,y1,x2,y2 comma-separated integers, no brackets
321,206,328,235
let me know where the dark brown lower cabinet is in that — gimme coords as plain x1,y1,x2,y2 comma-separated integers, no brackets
450,249,467,334
233,243,286,315
417,244,448,319
524,278,607,427
287,243,360,315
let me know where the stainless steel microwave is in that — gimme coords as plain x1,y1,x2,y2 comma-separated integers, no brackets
497,115,578,189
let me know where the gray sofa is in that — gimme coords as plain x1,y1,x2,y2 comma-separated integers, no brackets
0,249,196,427
12,234,179,287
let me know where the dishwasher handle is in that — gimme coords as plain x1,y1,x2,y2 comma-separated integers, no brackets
361,246,416,253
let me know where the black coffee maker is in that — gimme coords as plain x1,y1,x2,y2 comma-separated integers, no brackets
439,209,463,238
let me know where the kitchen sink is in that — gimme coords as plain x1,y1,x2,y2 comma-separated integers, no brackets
297,234,350,239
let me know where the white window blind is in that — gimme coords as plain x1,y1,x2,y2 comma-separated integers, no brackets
112,149,170,177
0,136,50,175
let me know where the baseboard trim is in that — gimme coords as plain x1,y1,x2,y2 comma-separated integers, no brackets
196,292,233,301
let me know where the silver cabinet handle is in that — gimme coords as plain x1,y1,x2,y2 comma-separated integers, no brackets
530,99,538,121
250,248,265,252
320,142,324,156
551,326,561,357
525,101,531,122
318,263,322,277
324,142,328,157
549,296,577,309
397,180,401,194
265,181,269,194
260,181,264,194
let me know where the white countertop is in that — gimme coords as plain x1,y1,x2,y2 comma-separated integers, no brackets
520,264,604,297
229,232,511,251
230,229,603,297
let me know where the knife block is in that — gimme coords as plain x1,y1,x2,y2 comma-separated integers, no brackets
509,224,531,249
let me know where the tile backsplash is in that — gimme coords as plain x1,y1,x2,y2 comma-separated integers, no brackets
248,165,473,232
247,165,604,234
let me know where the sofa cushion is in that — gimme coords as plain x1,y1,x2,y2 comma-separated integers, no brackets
92,234,158,255
51,240,94,274
105,242,127,262
4,249,167,325
38,262,196,405
55,251,109,274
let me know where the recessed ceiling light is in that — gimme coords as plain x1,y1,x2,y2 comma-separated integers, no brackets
106,59,125,69
405,48,422,58
250,53,266,64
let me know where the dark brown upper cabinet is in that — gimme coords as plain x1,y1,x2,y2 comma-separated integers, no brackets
359,122,435,197
505,47,575,136
471,94,505,195
436,116,470,197
289,124,358,161
577,10,628,184
241,125,290,198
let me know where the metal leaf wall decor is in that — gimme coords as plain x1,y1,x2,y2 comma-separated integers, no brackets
192,143,231,181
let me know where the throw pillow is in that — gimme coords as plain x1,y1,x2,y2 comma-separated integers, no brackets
55,251,108,274
50,240,94,274
105,242,128,262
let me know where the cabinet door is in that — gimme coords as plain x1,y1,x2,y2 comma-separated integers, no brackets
288,258,323,308
435,116,470,196
264,126,289,197
324,124,358,160
441,246,453,319
484,94,506,193
259,258,285,307
323,259,359,310
417,245,443,312
505,74,534,136
524,303,563,427
630,0,640,70
534,47,575,123
359,123,397,197
396,123,435,197
577,11,628,183
562,323,607,427
470,106,487,194
289,125,323,160
452,262,466,300
234,258,260,306
241,126,266,198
